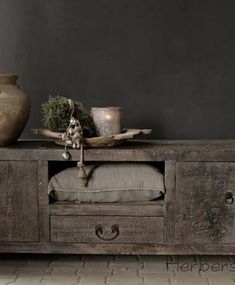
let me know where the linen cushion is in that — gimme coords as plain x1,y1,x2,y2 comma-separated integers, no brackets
48,163,165,203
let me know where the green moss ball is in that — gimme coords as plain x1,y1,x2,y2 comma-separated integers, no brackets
42,95,96,137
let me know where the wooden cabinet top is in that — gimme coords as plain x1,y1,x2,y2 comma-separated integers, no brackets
1,140,235,161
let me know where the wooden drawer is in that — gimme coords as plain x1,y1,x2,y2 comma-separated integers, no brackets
50,216,163,244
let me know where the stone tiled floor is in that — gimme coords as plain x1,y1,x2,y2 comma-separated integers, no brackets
0,254,234,285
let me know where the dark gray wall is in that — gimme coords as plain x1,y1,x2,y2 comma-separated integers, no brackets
0,0,235,139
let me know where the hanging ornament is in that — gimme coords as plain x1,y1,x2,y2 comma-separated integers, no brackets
62,144,70,160
61,99,88,186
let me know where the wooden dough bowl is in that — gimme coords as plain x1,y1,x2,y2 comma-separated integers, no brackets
31,128,152,148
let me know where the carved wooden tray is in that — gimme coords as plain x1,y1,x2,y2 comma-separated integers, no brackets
31,128,152,148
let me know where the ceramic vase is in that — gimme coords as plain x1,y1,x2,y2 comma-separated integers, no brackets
0,74,31,145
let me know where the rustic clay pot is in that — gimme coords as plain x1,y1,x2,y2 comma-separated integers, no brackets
0,74,31,145
91,107,123,136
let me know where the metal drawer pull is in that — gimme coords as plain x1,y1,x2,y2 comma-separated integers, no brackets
225,192,234,204
95,224,120,241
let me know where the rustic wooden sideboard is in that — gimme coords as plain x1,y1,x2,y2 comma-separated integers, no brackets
0,140,235,255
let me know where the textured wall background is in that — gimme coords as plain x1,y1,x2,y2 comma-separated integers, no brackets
0,0,235,139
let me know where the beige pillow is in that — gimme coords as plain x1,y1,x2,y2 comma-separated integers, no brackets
48,163,165,203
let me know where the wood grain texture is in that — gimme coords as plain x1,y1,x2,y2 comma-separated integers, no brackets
2,140,235,161
0,161,39,241
164,161,176,244
50,216,163,244
176,162,235,244
0,242,235,255
38,160,50,242
50,201,164,216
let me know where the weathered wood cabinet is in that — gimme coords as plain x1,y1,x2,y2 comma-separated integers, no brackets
0,140,235,255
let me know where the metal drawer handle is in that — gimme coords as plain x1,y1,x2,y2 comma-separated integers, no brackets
95,224,120,241
225,192,234,204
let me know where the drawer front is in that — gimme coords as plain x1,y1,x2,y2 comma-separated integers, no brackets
51,216,163,244
176,162,235,244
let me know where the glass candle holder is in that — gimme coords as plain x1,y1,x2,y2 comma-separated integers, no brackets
91,107,123,137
